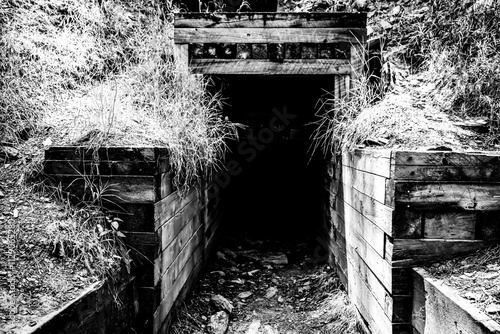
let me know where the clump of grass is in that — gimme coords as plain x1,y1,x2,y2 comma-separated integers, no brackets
310,55,384,157
387,0,500,144
51,8,240,193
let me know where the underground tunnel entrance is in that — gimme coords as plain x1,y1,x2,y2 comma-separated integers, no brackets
213,75,335,244
169,76,362,332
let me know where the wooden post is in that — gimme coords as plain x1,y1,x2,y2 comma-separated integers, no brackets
174,44,189,75
350,42,365,84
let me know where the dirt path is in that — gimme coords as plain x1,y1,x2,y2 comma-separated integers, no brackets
170,235,362,334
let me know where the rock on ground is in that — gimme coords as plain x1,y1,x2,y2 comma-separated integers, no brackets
208,311,229,334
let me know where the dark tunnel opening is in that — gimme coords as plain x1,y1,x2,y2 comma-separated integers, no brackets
211,76,336,244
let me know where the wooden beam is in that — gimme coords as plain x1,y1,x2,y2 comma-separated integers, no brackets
174,13,367,29
45,146,159,161
395,182,500,211
339,180,394,236
393,151,500,167
174,27,366,44
188,58,351,75
392,239,499,267
342,165,389,206
343,149,392,178
394,165,500,182
174,44,189,74
412,268,500,334
50,174,157,204
424,211,476,239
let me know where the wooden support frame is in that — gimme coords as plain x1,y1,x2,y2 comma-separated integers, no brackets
173,12,367,76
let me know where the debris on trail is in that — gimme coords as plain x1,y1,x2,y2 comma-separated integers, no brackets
211,295,234,314
170,238,363,334
208,311,230,334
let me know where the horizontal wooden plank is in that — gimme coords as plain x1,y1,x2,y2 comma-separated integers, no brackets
392,239,499,267
394,207,422,239
342,165,389,206
394,165,500,182
158,215,204,296
347,258,392,334
343,199,386,257
155,203,203,283
394,151,500,167
159,197,203,253
393,267,413,295
188,58,351,75
123,231,158,261
412,267,500,334
116,204,155,232
395,182,500,211
154,188,198,228
153,213,221,333
49,174,157,204
347,229,393,291
174,27,366,44
343,149,392,178
348,247,393,320
45,160,159,176
340,181,394,236
45,146,163,161
477,211,500,240
424,211,476,239
174,13,367,28
153,227,205,333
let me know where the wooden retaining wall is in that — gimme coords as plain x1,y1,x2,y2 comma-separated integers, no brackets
45,147,222,334
323,149,500,334
412,268,500,334
27,268,136,334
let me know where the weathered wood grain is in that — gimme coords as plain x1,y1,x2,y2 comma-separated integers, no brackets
395,182,500,211
158,213,203,296
188,59,351,75
174,44,189,73
123,231,158,261
153,211,220,333
347,229,392,291
343,200,386,257
424,211,476,239
116,204,155,232
154,188,198,229
394,165,500,182
394,208,422,239
174,13,367,29
45,160,159,176
343,149,392,178
347,255,392,334
348,247,394,320
174,27,366,44
50,174,157,204
394,151,500,167
342,165,389,208
392,267,413,295
158,197,202,255
412,268,500,334
340,181,394,235
350,42,364,81
392,239,498,267
45,146,159,161
477,211,500,240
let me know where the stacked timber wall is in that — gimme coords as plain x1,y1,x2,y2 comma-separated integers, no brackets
323,149,500,334
412,268,500,334
45,147,222,334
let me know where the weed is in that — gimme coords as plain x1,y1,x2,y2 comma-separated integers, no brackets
310,46,384,158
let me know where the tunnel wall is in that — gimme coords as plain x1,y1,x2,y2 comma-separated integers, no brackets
44,147,222,334
323,149,500,334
